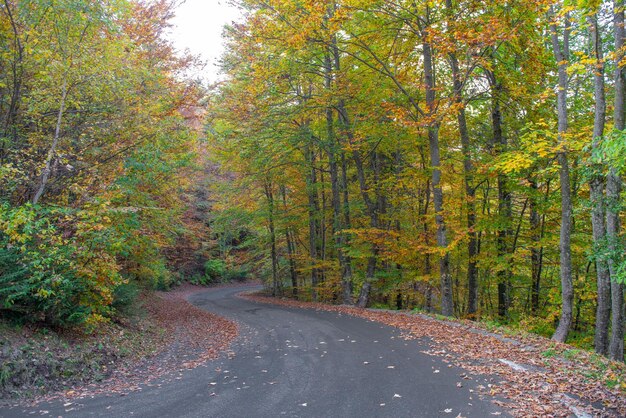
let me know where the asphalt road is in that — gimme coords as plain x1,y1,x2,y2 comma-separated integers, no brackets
2,285,505,418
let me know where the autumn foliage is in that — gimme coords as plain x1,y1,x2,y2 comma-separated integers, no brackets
0,0,200,326
208,0,626,360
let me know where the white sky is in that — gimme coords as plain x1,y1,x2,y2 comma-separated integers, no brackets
169,0,242,83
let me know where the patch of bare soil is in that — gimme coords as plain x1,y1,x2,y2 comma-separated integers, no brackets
2,284,238,407
243,292,626,417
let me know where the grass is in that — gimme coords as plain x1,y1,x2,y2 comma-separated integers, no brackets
541,347,558,358
0,365,12,386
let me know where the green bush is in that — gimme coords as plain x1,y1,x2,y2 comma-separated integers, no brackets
189,261,248,285
111,282,140,317
188,273,215,286
204,259,226,280
0,204,120,327
188,273,204,286
0,226,89,325
222,267,249,282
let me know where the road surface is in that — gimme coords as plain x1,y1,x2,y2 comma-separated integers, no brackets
2,285,506,417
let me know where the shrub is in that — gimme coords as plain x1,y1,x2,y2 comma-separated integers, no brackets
0,204,120,326
188,273,205,286
204,259,226,281
518,315,555,338
111,282,140,317
222,267,249,282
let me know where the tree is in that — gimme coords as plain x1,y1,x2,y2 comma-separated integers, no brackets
549,4,574,343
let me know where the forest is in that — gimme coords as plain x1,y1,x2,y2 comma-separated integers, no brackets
1,0,626,373
208,0,626,362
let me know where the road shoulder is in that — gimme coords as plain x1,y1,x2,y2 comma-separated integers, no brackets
1,284,238,408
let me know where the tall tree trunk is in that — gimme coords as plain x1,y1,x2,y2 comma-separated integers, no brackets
336,96,376,308
340,150,354,303
417,155,433,312
326,41,354,305
607,170,623,361
550,10,574,343
588,12,611,355
609,0,625,362
423,33,453,317
305,143,321,301
335,31,354,305
529,178,545,315
264,181,280,296
1,0,27,165
33,80,67,204
319,164,327,284
486,68,512,320
350,142,378,308
280,185,298,296
331,9,353,304
444,0,478,317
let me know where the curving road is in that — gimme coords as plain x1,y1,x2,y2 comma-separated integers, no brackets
2,285,506,418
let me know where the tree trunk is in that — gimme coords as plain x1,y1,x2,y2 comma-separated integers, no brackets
356,280,372,308
550,10,574,343
264,181,280,297
280,185,298,296
418,162,433,312
490,74,512,320
319,162,327,285
423,35,453,317
609,0,625,362
588,12,611,355
305,143,321,301
33,80,67,204
444,2,478,317
351,143,378,308
326,43,354,305
336,98,377,308
333,19,355,306
607,170,624,361
340,150,354,304
1,0,26,165
529,178,545,315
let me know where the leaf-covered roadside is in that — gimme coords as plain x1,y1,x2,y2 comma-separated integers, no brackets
0,313,165,403
1,285,238,407
243,293,626,417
